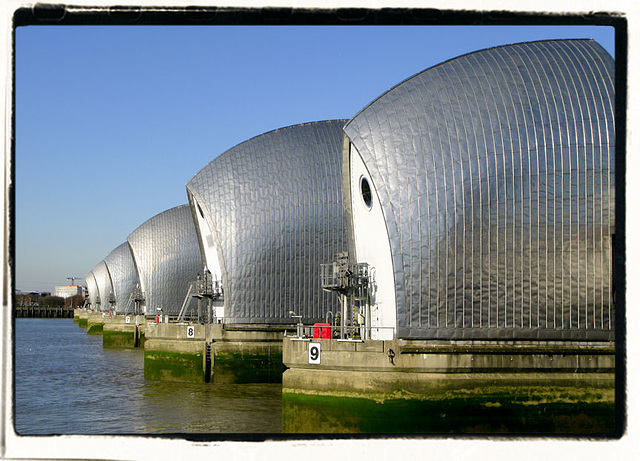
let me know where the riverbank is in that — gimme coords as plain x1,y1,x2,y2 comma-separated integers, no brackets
14,305,74,318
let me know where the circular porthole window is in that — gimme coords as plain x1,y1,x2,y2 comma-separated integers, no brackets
360,176,373,210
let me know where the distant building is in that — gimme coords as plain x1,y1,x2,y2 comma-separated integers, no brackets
54,285,84,298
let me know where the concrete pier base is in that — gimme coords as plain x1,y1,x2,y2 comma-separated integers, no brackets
86,313,106,335
144,323,207,383
103,315,146,348
209,324,285,384
76,310,89,328
142,323,286,384
282,338,616,435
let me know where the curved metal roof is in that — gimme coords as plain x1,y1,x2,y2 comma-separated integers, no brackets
186,120,348,324
103,242,138,314
84,271,99,309
127,205,202,316
91,261,114,312
344,39,615,340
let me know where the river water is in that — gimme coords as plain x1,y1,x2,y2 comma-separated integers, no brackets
13,318,283,435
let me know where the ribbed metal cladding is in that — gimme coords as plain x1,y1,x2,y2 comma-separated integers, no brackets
91,261,114,312
186,120,348,324
103,242,138,313
85,271,99,309
344,39,615,340
127,205,202,316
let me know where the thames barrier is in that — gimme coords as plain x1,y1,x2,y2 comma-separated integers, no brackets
67,39,616,435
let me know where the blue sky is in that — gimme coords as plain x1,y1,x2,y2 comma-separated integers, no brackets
14,24,615,293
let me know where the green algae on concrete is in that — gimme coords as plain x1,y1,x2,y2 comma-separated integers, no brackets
103,324,144,348
78,318,88,328
144,350,205,383
281,386,616,435
103,329,136,348
213,349,285,384
87,323,104,335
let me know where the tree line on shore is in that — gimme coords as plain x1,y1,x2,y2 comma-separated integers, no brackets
15,293,85,308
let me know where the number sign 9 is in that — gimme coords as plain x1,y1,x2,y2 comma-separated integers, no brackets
187,326,195,338
308,342,321,364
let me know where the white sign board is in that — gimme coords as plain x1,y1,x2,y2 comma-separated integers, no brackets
125,316,130,324
308,342,321,365
187,326,195,338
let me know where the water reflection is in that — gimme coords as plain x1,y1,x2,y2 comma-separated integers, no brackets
14,319,282,435
139,381,282,433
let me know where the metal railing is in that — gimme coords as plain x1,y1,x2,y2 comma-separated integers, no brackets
320,257,370,295
143,311,224,324
284,323,395,341
123,284,144,316
176,269,223,323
